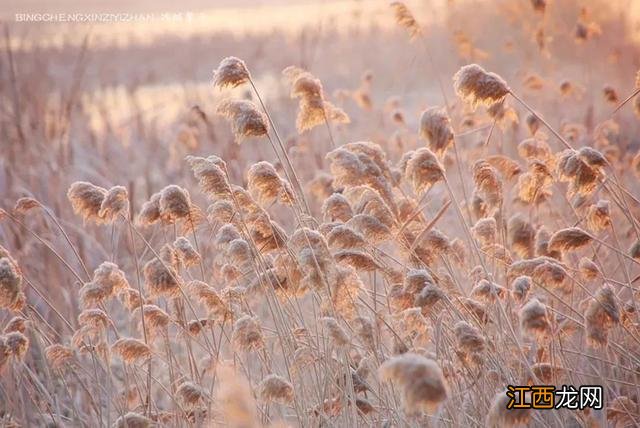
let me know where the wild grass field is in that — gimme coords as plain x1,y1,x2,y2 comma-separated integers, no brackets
2,0,640,426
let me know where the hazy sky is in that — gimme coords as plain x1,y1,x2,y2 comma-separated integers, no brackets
1,0,323,17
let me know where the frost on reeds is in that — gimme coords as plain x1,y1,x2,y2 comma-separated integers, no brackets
5,331,29,360
321,317,351,347
472,160,503,211
44,344,75,370
212,56,251,89
13,197,41,214
173,237,201,268
326,142,397,212
453,320,485,365
586,200,611,232
143,245,182,298
379,353,448,414
0,249,22,310
80,262,129,307
216,99,269,142
113,412,154,428
556,149,600,197
135,304,170,336
159,185,191,223
259,374,295,404
67,181,108,223
177,381,208,408
472,217,497,247
3,316,26,334
453,64,510,108
486,389,531,427
520,298,552,343
585,284,619,348
10,13,640,426
419,107,454,156
283,66,350,133
511,276,531,303
111,337,151,363
547,227,592,255
186,155,232,201
231,315,264,352
507,214,535,258
405,148,444,194
98,185,129,222
137,192,162,226
189,280,233,322
247,161,294,206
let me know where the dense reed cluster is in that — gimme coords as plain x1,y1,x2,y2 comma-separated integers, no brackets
2,0,640,426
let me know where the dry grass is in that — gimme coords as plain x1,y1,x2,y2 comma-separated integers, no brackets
2,0,640,426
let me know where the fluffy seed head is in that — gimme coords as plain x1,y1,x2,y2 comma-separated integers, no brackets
283,66,349,133
390,2,422,39
419,107,454,156
186,155,232,200
177,381,208,408
548,227,592,255
217,99,269,142
159,185,191,223
259,374,295,404
454,321,486,356
321,317,351,347
45,344,75,370
13,197,40,214
137,192,162,226
579,257,601,281
585,284,619,348
247,161,291,206
472,217,497,247
511,276,531,303
485,155,522,180
586,200,611,232
0,256,22,310
98,186,129,223
507,214,535,258
453,64,510,108
379,353,448,414
472,160,503,210
173,237,201,268
3,316,27,334
114,412,153,428
405,148,444,194
212,56,251,89
67,181,108,223
520,298,551,342
143,247,181,298
5,331,29,359
486,389,531,427
111,338,151,363
136,304,170,335
231,316,264,352
322,193,353,222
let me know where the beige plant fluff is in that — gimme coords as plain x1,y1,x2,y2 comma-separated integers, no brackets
283,66,350,133
419,107,454,156
453,64,510,107
212,56,251,89
379,353,448,413
217,99,269,142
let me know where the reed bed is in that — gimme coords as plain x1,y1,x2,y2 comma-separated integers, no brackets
1,0,640,426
